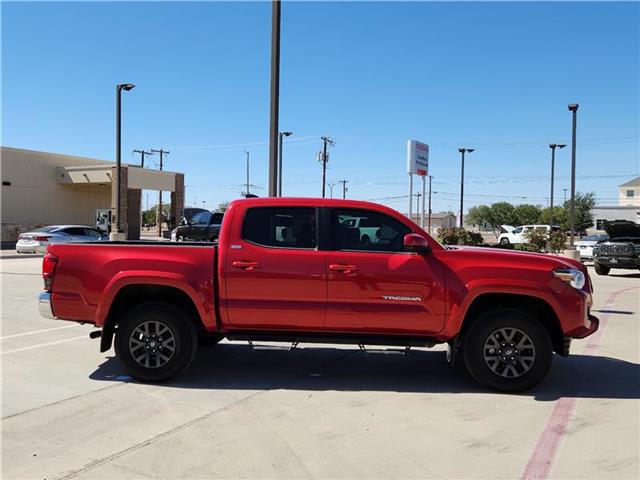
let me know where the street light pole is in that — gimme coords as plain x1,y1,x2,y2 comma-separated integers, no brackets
458,147,475,228
278,131,293,196
568,104,579,247
548,143,566,226
113,83,135,239
244,150,250,197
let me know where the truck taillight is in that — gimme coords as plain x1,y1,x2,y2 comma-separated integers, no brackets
42,254,58,291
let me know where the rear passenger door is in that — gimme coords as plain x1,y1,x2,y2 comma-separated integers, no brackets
224,207,327,330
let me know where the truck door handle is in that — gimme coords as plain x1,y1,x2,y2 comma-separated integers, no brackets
329,264,358,273
232,260,261,271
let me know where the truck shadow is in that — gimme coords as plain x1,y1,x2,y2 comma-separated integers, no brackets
89,344,640,401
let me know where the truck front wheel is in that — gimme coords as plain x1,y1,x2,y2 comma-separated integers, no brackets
594,262,610,276
462,308,552,392
115,302,198,382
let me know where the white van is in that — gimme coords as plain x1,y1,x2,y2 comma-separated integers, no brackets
498,224,560,245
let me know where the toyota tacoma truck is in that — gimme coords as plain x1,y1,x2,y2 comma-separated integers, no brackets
592,220,640,275
38,198,598,392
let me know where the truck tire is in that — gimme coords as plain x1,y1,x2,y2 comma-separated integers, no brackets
462,308,552,392
500,238,510,245
594,263,610,276
115,302,198,382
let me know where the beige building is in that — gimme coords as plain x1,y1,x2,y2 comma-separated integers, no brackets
618,176,640,206
407,212,457,236
1,146,185,244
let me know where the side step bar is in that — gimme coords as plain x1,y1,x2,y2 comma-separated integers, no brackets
226,331,437,349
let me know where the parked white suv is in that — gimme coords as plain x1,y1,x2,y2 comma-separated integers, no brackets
498,224,560,245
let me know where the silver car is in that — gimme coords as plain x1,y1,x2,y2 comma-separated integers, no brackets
575,233,609,260
16,225,108,254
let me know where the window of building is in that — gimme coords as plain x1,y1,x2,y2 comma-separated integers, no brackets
332,209,410,252
626,190,635,198
243,208,316,249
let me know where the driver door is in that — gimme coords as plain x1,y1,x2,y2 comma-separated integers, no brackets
324,208,446,335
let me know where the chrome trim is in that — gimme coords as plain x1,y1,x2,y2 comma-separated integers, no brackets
38,291,56,319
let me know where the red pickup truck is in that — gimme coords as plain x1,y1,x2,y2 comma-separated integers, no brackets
38,198,598,392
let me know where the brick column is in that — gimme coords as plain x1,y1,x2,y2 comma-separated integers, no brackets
127,189,141,240
170,173,185,230
110,166,129,237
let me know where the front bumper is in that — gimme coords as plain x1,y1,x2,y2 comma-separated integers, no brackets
594,256,640,269
38,291,56,319
566,313,599,339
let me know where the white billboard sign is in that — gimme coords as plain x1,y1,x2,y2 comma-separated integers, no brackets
407,140,429,176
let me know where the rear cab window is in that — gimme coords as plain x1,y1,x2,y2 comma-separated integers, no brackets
242,207,317,249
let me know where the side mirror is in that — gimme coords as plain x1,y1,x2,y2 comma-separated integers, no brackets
404,233,430,254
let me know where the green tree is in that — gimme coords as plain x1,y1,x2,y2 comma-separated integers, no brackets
564,192,596,232
539,206,568,228
512,204,542,226
217,201,231,212
466,205,492,230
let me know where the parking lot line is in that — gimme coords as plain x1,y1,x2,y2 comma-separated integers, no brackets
2,335,88,355
521,286,640,480
0,324,80,340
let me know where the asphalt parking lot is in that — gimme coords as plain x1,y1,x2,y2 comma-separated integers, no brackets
1,255,639,479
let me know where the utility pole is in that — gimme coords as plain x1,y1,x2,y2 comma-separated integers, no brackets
133,149,153,168
151,148,169,237
427,175,433,234
415,192,421,222
319,136,333,198
268,0,282,197
339,179,348,199
244,150,251,197
563,188,568,204
327,182,337,198
548,143,566,226
420,176,426,228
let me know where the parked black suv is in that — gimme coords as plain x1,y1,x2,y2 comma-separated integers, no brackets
593,220,640,275
171,211,224,242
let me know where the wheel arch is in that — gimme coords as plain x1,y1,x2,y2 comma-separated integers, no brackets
459,293,565,356
100,284,206,353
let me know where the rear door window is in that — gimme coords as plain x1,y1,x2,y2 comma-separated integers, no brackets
243,208,316,249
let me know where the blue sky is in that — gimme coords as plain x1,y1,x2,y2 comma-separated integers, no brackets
2,1,639,214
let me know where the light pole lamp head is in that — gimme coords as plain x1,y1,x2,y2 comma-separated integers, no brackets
467,148,475,153
558,144,567,149
282,131,293,137
549,143,557,149
118,83,135,91
568,103,579,111
458,147,475,153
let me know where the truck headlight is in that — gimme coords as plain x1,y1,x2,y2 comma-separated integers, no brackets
553,268,586,289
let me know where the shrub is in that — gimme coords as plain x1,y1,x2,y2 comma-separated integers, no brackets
549,230,568,253
437,227,485,246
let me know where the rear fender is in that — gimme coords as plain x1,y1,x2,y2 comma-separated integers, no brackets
95,271,215,330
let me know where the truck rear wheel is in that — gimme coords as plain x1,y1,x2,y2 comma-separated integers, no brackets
462,308,552,392
115,302,198,382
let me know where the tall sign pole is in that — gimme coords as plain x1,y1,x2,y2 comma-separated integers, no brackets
427,175,433,233
407,140,429,223
421,176,426,228
268,0,281,197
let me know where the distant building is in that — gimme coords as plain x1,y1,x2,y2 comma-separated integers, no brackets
590,176,640,231
406,212,457,235
618,176,640,205
1,146,185,244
